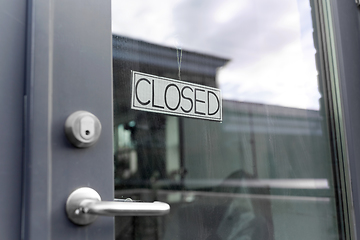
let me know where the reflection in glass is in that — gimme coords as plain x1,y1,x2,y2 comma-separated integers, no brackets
112,0,343,239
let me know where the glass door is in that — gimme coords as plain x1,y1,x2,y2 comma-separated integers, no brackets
112,0,348,239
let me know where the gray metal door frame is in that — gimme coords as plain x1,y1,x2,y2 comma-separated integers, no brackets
22,0,114,239
330,1,360,239
0,1,27,239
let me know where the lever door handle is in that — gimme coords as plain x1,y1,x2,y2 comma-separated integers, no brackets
66,187,170,225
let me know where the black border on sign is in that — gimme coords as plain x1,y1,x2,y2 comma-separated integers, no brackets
131,70,222,122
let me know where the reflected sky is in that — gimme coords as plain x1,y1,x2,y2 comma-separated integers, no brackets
112,0,320,110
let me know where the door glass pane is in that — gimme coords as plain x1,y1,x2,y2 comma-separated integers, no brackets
112,0,345,239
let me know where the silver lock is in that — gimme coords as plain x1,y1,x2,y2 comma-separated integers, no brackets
65,111,102,148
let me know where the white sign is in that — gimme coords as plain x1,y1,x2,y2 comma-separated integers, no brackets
131,71,222,122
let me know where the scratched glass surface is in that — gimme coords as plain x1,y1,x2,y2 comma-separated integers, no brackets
112,0,343,239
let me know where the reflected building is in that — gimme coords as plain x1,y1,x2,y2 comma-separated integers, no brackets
112,35,335,240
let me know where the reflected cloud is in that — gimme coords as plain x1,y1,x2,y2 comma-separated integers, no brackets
112,0,320,109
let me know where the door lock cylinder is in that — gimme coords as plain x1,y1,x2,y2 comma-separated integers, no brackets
65,111,102,148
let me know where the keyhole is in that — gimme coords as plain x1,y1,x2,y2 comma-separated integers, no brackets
85,130,90,135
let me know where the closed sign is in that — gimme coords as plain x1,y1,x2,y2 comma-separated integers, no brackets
131,71,222,122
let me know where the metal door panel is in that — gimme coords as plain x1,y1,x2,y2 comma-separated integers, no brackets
23,0,113,239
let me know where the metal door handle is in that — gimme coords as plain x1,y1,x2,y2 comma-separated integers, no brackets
66,187,170,225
